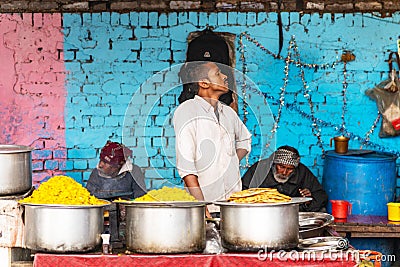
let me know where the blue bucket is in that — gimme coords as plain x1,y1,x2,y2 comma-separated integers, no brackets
322,150,397,216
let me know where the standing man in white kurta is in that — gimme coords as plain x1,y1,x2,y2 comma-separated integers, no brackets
173,61,252,217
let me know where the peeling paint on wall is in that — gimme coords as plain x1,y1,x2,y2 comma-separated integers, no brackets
0,13,66,183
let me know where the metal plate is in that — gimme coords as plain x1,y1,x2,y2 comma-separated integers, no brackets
298,236,348,251
299,212,334,239
299,212,334,230
214,197,312,207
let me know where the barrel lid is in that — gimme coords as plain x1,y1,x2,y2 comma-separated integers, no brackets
324,149,397,161
0,145,34,153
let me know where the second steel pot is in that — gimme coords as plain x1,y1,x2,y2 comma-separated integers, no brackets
216,197,311,251
125,201,207,253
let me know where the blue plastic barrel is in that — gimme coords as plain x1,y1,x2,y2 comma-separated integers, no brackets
322,150,397,216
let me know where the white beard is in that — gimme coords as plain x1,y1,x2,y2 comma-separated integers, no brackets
272,165,291,183
96,160,132,178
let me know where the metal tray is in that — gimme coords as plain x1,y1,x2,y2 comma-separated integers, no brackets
299,212,334,238
214,197,312,207
298,236,349,251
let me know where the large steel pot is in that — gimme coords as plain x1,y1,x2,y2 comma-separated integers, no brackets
23,202,110,252
0,145,33,196
125,201,207,253
215,197,312,251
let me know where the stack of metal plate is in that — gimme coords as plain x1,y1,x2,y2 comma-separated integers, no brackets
299,212,334,239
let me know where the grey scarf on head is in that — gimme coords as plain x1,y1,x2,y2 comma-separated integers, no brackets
273,149,300,167
248,149,300,188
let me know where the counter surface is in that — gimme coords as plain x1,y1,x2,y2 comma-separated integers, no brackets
331,215,400,238
33,251,360,267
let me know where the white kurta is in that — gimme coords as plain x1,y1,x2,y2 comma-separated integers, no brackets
173,96,252,209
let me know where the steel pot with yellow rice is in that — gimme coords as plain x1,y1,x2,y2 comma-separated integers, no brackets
19,176,110,252
117,186,208,253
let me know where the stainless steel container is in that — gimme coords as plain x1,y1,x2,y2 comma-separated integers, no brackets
0,145,33,196
23,202,110,252
125,202,207,253
216,197,312,251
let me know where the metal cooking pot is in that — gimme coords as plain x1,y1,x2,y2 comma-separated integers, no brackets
215,197,312,251
125,201,207,253
23,202,110,252
0,145,33,196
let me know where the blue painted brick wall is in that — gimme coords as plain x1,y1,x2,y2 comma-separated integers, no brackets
62,12,400,198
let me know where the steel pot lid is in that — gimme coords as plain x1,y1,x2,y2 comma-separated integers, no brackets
0,145,33,153
214,197,312,207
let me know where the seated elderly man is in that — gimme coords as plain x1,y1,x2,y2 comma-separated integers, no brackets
86,140,147,200
241,145,328,212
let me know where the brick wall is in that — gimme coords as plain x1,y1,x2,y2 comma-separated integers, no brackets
0,13,67,184
1,7,400,198
59,11,400,197
0,1,400,14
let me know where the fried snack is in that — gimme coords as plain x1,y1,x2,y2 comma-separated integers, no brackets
228,188,291,203
229,188,278,198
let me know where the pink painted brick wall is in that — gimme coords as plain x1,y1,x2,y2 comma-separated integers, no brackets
0,13,66,184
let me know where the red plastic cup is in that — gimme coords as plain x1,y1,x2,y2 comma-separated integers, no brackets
330,200,352,219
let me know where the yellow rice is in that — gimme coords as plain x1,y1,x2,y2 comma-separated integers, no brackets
19,175,107,205
133,186,197,202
